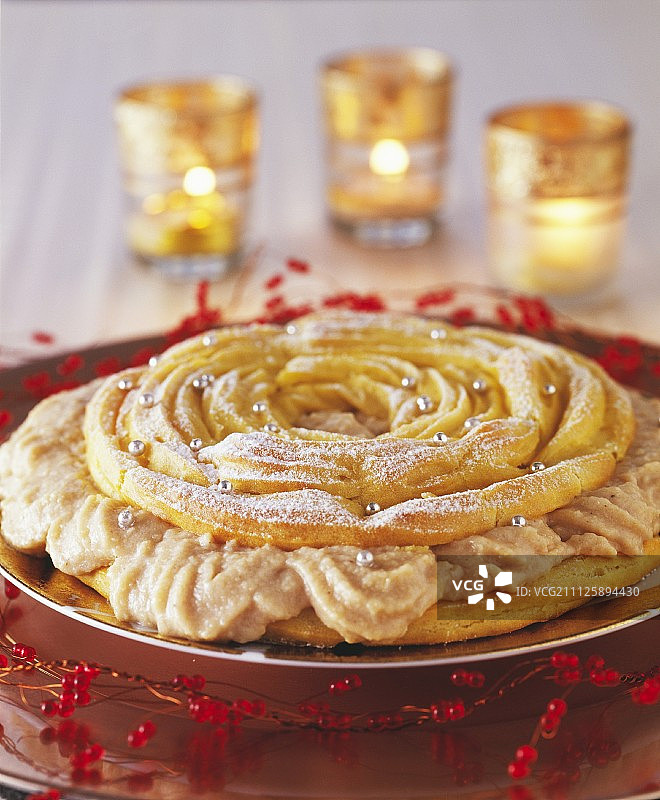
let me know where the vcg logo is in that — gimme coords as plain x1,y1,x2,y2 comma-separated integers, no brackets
452,565,513,611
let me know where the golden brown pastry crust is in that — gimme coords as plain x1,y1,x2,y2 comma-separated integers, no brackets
83,312,634,549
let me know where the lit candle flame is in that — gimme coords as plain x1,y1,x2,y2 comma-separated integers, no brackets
535,198,594,225
369,139,410,177
183,166,217,196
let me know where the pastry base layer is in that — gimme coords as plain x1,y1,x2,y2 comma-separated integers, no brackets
79,547,658,647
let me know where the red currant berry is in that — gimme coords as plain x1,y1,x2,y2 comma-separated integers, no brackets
0,654,7,668
344,673,362,690
430,702,448,722
589,751,609,768
127,730,147,748
515,745,538,763
565,653,580,668
315,711,333,729
59,692,75,708
547,698,567,716
448,699,465,720
567,767,582,783
540,713,559,733
585,654,605,671
507,760,530,779
73,673,90,690
450,669,468,686
557,668,581,684
4,579,20,599
58,702,75,718
605,668,620,684
233,698,253,714
467,671,485,688
86,743,105,761
590,668,607,685
138,720,156,739
550,650,568,668
74,691,90,707
41,699,58,717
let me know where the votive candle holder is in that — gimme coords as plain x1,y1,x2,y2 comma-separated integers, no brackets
321,48,453,248
115,77,258,280
485,102,631,296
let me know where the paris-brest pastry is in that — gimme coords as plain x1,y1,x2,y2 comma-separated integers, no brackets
1,311,658,645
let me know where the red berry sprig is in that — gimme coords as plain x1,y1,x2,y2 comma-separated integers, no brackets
429,698,466,723
507,743,538,780
450,669,485,688
540,696,568,738
550,650,582,685
508,695,568,781
40,662,100,718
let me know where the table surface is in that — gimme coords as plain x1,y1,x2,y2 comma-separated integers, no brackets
1,1,659,353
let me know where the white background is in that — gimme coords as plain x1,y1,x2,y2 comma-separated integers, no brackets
2,0,659,349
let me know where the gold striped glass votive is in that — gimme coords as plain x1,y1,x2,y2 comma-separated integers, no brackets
115,77,259,280
321,48,453,248
485,102,631,296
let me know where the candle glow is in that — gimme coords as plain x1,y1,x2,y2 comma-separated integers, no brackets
369,139,410,177
183,166,217,197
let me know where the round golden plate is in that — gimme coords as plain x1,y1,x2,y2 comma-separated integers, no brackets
1,330,658,667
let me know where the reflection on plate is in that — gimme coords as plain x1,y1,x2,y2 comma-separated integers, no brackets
1,537,658,668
